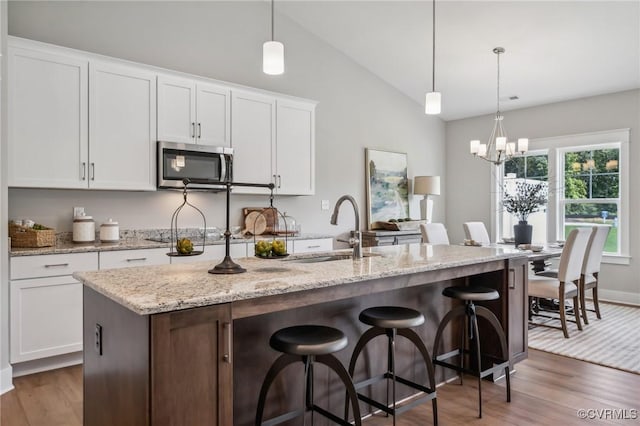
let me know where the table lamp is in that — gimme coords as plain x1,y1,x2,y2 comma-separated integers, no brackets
414,176,440,223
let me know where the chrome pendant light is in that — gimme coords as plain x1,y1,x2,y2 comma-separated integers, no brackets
425,0,441,115
469,47,528,165
263,0,284,75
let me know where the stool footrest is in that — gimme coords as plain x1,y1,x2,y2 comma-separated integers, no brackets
434,359,509,380
354,372,437,416
261,409,304,426
311,404,355,426
357,390,436,417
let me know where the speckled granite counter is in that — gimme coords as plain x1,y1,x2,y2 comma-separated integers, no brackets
10,233,333,256
74,244,526,315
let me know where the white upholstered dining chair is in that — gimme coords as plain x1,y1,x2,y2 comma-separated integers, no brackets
463,222,491,245
580,226,610,324
420,223,450,245
528,227,591,338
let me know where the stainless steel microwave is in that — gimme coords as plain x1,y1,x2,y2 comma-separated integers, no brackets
157,141,233,190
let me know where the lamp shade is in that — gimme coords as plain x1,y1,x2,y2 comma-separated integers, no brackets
425,92,441,115
263,41,284,75
414,176,440,196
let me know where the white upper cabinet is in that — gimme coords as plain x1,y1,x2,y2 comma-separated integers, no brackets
89,61,156,190
276,99,316,195
231,90,276,194
196,82,231,146
8,38,157,191
231,92,316,195
157,75,230,147
8,46,89,188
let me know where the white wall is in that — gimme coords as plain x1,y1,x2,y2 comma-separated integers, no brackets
446,89,640,304
6,1,445,235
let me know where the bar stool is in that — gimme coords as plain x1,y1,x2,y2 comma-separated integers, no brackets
346,306,438,425
432,286,511,418
255,325,362,426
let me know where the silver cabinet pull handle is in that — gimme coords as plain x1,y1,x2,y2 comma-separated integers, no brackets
90,163,95,181
197,123,202,139
222,322,231,363
45,263,69,268
126,257,147,262
191,122,195,138
277,175,282,188
272,174,277,186
307,245,321,249
81,162,86,180
509,268,516,289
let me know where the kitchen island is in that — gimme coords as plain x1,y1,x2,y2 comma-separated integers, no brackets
75,243,529,426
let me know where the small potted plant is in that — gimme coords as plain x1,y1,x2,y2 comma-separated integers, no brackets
502,180,548,245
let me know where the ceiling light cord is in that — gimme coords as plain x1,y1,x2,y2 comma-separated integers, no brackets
431,0,436,92
496,48,501,117
271,0,274,41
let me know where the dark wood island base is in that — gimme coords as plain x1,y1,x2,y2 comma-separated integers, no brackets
81,252,528,426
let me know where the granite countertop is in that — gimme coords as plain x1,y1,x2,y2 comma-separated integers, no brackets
10,233,334,257
74,244,526,316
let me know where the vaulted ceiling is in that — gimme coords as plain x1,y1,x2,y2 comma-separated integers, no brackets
279,1,640,121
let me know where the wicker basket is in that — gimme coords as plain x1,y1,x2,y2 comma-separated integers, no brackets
9,223,56,248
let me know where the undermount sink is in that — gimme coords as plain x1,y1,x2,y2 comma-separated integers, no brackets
284,252,379,263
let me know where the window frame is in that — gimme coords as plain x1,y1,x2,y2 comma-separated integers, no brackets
491,129,630,264
558,143,622,255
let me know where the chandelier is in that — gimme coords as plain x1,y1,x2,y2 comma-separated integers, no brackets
469,47,528,166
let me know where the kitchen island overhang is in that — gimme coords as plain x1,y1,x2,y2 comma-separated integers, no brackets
75,244,530,426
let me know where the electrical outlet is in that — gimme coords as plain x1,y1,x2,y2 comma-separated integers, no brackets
95,324,103,356
73,207,85,217
321,200,330,211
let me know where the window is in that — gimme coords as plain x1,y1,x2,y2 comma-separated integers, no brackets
492,129,629,262
560,145,620,254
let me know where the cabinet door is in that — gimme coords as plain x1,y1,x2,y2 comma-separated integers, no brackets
151,304,233,425
89,61,156,190
10,276,83,362
157,75,196,143
231,91,275,194
275,99,316,195
508,257,529,364
196,83,230,147
8,46,88,188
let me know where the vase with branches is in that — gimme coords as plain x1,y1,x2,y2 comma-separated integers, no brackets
503,180,548,245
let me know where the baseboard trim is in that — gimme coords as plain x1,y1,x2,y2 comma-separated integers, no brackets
1,365,14,395
12,352,83,378
598,289,640,306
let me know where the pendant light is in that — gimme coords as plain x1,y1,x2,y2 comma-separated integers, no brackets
469,47,528,166
263,0,284,75
425,0,441,115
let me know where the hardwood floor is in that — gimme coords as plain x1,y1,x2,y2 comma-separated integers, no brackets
1,349,638,425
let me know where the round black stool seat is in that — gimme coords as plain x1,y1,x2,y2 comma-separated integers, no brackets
442,286,499,301
359,306,425,329
269,325,348,356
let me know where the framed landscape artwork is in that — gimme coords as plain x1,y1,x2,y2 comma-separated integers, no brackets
365,148,410,229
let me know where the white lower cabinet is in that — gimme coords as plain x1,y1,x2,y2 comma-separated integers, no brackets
9,252,98,364
293,238,334,253
10,276,83,363
99,248,169,269
170,243,247,264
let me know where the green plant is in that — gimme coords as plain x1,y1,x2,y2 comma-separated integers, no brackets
503,181,548,222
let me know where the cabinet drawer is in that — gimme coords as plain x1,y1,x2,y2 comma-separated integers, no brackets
293,238,333,253
10,276,83,362
100,248,169,269
170,243,246,264
10,252,98,280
